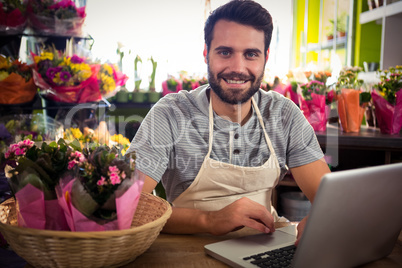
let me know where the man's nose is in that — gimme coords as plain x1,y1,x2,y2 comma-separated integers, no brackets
229,54,247,73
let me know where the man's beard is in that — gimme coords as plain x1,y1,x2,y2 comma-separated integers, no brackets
207,66,264,105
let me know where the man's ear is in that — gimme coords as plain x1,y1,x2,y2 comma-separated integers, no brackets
265,48,270,63
203,44,208,63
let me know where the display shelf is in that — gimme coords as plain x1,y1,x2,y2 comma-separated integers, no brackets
273,124,402,209
357,0,402,69
316,125,402,150
306,36,347,51
110,102,156,110
360,1,402,24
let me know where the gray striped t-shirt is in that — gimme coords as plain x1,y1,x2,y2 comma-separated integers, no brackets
127,85,324,203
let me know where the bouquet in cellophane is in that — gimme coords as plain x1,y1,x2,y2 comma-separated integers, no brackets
0,0,27,34
162,75,182,96
96,63,128,99
285,68,310,106
179,71,199,92
27,0,86,36
32,48,101,103
3,139,71,230
371,66,402,135
0,55,36,105
299,80,333,132
181,77,199,92
56,142,144,231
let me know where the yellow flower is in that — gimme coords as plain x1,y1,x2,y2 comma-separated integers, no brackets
64,128,85,141
41,52,54,61
0,56,10,69
111,134,130,156
100,73,116,92
102,64,113,75
0,71,9,81
61,57,71,66
78,69,92,81
111,134,130,145
70,63,91,81
71,128,83,139
34,52,54,64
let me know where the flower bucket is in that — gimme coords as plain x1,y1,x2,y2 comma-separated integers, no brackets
337,88,365,133
147,91,161,103
132,91,146,103
372,89,402,135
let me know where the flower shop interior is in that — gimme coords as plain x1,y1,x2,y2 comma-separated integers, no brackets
1,0,402,268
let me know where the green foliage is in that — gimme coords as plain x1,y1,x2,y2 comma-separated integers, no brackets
336,66,364,91
76,144,136,206
9,139,71,199
375,66,402,105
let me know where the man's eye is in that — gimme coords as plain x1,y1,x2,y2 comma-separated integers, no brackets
219,51,230,56
246,52,258,58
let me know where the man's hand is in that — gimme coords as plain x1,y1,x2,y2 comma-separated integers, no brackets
205,197,276,236
162,197,275,235
141,173,275,235
295,215,308,246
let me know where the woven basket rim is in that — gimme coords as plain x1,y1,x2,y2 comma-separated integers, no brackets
0,192,172,239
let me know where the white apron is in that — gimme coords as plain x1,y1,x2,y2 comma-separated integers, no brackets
172,95,282,221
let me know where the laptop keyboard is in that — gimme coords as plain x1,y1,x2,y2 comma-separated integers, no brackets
242,244,296,268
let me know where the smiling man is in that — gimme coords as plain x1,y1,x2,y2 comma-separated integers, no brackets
127,0,330,242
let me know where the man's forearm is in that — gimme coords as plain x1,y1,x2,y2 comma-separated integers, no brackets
161,197,276,236
162,207,210,234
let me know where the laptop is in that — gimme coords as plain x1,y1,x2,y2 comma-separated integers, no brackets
205,163,402,268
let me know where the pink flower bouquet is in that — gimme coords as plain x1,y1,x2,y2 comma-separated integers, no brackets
372,66,402,135
56,144,144,231
32,50,102,103
299,80,330,132
182,77,199,92
4,139,71,230
27,0,86,36
162,76,182,96
0,0,27,34
285,82,300,106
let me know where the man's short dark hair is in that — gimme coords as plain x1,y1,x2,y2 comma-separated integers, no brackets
204,0,273,54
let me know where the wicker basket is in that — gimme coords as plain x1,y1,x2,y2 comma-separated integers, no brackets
0,192,172,268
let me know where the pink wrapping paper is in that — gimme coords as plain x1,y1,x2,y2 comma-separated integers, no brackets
33,64,102,103
300,93,328,132
0,3,27,33
15,183,69,230
162,80,182,96
273,84,286,95
27,0,86,36
57,176,144,231
372,89,402,135
285,84,300,106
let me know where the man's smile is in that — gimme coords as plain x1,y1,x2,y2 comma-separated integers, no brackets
225,79,247,84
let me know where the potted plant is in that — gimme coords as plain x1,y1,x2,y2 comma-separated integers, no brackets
371,66,402,134
131,55,146,103
147,57,160,103
336,66,371,132
326,13,347,40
